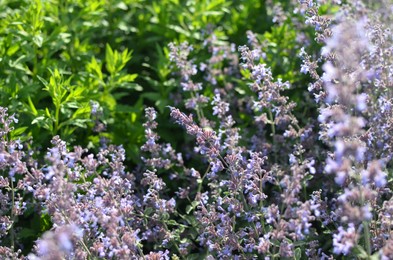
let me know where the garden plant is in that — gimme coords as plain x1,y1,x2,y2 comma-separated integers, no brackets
0,0,393,259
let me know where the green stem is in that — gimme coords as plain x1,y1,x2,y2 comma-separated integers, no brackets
197,164,210,194
10,178,15,250
55,104,60,135
363,220,371,256
259,175,263,208
190,91,204,121
267,109,275,136
33,45,38,76
359,187,371,257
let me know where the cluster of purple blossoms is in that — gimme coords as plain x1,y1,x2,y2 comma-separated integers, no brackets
1,1,393,259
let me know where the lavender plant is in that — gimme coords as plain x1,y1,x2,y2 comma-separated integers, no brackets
1,0,393,259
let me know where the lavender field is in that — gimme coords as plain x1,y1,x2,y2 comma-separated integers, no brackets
1,0,393,259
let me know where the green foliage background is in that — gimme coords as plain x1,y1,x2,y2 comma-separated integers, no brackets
0,0,308,162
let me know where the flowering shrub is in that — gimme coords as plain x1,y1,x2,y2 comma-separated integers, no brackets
1,0,393,259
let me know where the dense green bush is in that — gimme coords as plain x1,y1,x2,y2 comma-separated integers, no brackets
0,0,318,163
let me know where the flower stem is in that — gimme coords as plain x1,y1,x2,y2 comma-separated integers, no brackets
10,178,15,250
363,220,371,256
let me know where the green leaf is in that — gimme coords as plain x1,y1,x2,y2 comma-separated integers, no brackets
185,205,193,214
370,252,381,260
62,101,80,110
294,247,302,260
141,92,161,101
40,213,52,232
178,214,193,225
186,201,199,214
7,45,20,56
352,246,369,259
27,96,38,116
59,118,84,129
17,228,36,239
166,220,178,226
161,212,170,220
115,104,138,113
101,94,117,110
33,35,43,47
144,207,154,216
45,107,52,118
118,73,138,83
31,116,45,125
105,44,115,74
71,104,91,119
87,57,103,80
36,75,48,87
11,127,28,137
105,47,132,75
167,24,191,37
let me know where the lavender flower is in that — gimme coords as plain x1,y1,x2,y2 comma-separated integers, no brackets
333,223,358,255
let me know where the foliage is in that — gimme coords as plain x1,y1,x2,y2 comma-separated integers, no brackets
1,0,393,259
